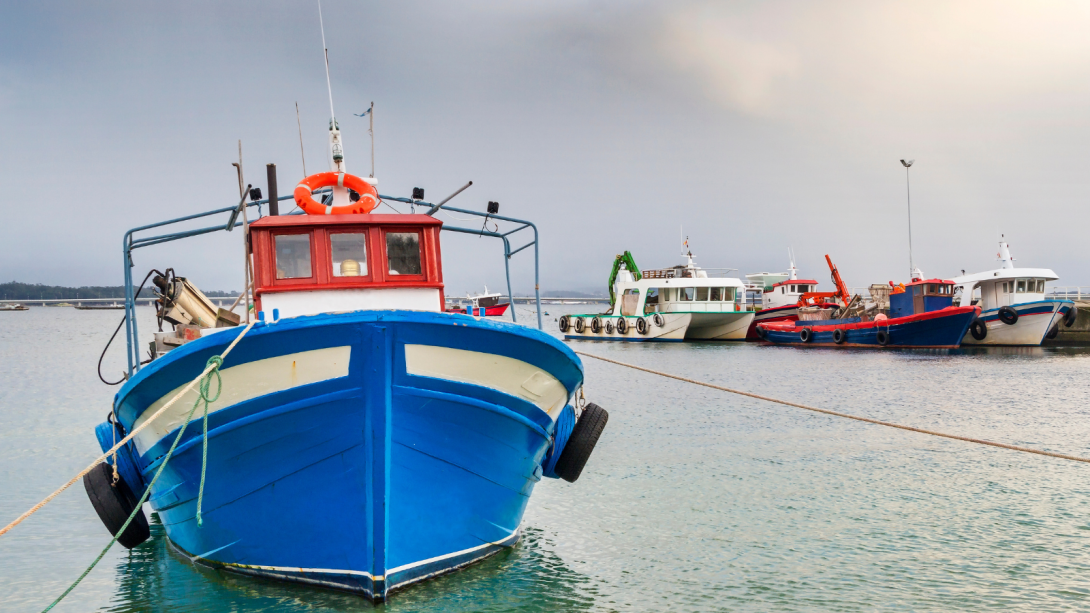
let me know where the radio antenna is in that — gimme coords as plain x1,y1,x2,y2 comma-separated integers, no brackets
295,102,307,177
318,0,336,126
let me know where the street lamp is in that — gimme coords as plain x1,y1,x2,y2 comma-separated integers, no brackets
900,159,915,280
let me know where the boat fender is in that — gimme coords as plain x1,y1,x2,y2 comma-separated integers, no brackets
876,330,890,346
1064,304,1078,327
998,306,1019,325
294,172,379,215
652,313,665,327
1047,323,1060,339
83,462,150,550
558,315,570,333
94,421,144,497
553,403,609,483
756,324,767,339
832,329,846,344
616,317,629,334
591,317,602,334
542,405,576,479
636,317,649,335
970,318,987,341
574,317,586,333
605,320,614,334
799,328,812,343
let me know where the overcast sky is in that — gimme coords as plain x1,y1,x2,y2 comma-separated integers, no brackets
2,1,1089,295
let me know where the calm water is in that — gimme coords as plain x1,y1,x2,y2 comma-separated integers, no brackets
2,306,1090,612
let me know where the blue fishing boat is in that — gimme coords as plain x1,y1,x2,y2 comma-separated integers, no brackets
82,133,607,600
757,259,980,348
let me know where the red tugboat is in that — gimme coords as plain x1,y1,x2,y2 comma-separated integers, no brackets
756,256,980,348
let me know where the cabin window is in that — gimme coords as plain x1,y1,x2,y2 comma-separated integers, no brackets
725,287,736,301
274,234,313,279
1016,279,1026,293
710,287,722,301
386,232,422,275
1036,279,1045,293
696,287,709,301
330,233,368,277
680,287,695,301
644,288,660,314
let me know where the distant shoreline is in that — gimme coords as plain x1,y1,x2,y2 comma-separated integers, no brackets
0,281,239,301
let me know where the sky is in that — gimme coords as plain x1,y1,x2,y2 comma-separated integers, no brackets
2,1,1089,296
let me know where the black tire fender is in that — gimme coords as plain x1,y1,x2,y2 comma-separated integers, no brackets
605,320,614,334
833,329,846,344
554,403,609,483
83,462,149,550
590,317,602,334
636,317,649,335
1047,323,1060,339
616,317,629,334
998,306,1019,325
756,324,767,339
652,313,665,327
558,315,570,333
799,328,812,343
969,318,987,341
574,317,585,333
1064,304,1078,327
876,330,890,346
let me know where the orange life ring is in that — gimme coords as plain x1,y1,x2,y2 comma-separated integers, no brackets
293,172,380,215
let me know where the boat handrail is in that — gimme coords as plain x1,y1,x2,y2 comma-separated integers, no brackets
120,189,544,378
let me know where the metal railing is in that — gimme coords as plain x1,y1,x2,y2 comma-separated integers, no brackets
1047,287,1090,300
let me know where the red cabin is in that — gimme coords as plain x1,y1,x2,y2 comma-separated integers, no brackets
249,214,445,318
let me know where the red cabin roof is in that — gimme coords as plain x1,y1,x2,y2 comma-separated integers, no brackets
904,278,954,287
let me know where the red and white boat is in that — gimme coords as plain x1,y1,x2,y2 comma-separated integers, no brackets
447,287,511,317
744,257,822,340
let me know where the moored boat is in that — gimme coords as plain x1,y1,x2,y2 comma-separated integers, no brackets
757,257,980,348
561,249,753,342
0,303,29,311
951,239,1075,346
446,287,510,316
744,256,823,340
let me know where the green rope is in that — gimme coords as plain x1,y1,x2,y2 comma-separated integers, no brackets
195,355,223,527
42,354,225,612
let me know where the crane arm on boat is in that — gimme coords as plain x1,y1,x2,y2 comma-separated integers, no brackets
607,251,642,307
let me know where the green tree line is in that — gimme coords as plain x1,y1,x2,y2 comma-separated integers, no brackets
0,282,239,300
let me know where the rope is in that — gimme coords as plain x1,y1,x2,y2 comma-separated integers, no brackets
0,320,257,539
195,356,223,527
574,350,1090,465
41,354,228,612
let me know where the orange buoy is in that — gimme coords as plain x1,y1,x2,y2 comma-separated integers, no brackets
293,172,379,215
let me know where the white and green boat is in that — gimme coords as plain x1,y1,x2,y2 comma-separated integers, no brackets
560,249,754,342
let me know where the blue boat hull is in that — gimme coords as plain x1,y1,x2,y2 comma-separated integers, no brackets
760,307,979,348
100,310,583,600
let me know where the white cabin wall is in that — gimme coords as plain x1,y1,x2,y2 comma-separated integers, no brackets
260,288,442,319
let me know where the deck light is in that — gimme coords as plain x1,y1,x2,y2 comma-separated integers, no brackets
249,187,263,202
487,201,499,215
412,187,424,200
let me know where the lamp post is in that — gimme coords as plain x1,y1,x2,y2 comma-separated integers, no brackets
900,159,915,279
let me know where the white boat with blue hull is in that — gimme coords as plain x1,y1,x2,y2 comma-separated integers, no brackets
83,140,607,600
952,240,1076,346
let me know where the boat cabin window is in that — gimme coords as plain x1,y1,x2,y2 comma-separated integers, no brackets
709,287,722,301
697,287,709,301
275,234,313,279
1036,279,1045,292
1016,279,1026,293
644,288,659,314
680,287,695,301
386,232,422,275
330,233,368,277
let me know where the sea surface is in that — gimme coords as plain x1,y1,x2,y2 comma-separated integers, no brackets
2,305,1090,612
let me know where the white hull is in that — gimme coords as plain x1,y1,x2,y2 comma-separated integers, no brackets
961,301,1067,346
563,313,690,342
684,312,756,340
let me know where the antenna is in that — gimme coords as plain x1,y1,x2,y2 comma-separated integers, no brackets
369,101,374,178
318,0,335,126
295,102,307,177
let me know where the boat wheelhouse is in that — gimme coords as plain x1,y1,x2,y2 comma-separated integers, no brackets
951,240,1075,346
560,250,754,341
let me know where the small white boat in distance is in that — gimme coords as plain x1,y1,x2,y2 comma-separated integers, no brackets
743,255,821,340
560,249,753,342
952,239,1076,346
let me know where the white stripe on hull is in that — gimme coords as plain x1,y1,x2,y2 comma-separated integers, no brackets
404,345,568,416
132,346,352,455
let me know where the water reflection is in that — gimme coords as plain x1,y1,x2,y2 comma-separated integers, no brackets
103,517,599,613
